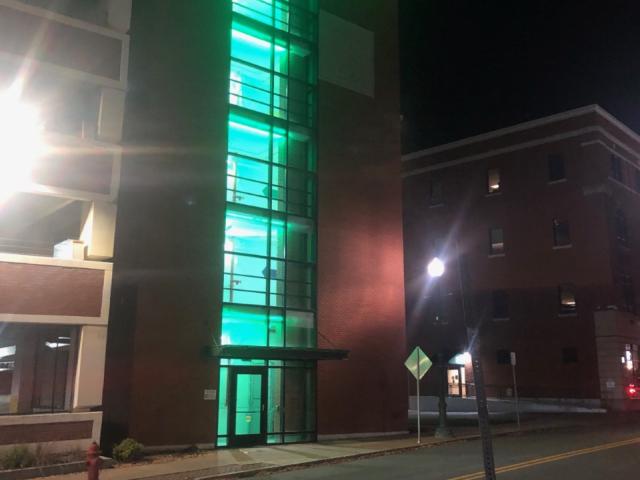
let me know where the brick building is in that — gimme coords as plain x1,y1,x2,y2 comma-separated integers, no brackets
403,105,640,411
0,0,130,450
102,0,407,449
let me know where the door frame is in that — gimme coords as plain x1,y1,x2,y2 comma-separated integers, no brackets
228,366,268,448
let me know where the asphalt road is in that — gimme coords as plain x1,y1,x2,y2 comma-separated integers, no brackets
268,421,640,479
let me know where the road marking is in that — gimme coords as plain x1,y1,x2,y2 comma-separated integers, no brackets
448,436,640,480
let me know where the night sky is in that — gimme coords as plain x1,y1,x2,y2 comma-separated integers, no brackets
399,0,640,153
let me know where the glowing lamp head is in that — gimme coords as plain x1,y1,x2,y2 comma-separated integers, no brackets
0,86,44,199
427,257,445,278
626,384,638,399
461,352,472,364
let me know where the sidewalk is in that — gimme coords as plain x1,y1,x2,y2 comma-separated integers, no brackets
46,415,600,480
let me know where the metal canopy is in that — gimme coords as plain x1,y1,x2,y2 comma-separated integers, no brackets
209,345,349,361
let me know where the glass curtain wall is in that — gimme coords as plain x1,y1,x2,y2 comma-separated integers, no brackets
218,0,318,446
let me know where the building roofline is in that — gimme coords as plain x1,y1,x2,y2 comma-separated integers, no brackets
402,104,640,162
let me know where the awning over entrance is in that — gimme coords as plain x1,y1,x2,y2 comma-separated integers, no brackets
209,345,349,361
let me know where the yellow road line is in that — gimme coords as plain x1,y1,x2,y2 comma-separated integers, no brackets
448,436,640,480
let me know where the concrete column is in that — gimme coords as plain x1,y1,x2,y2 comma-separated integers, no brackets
73,326,107,411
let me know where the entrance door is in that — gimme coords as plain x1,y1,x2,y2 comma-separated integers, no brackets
448,366,463,397
228,367,267,447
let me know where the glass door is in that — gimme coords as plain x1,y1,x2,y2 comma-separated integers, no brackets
229,367,267,447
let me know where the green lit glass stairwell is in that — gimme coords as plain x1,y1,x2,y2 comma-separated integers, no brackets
218,0,318,447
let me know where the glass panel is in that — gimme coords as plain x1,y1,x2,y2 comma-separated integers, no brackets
267,368,283,433
217,367,229,437
287,131,312,171
225,208,269,257
233,0,275,27
232,25,273,70
287,217,314,262
268,310,284,347
235,373,263,435
284,367,314,432
559,285,577,314
490,228,504,255
285,311,315,347
0,324,76,415
487,168,501,193
228,118,272,162
221,305,269,346
227,155,270,209
224,253,268,306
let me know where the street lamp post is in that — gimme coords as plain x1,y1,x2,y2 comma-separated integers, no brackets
426,257,452,438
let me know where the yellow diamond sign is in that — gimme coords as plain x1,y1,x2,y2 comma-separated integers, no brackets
405,346,432,380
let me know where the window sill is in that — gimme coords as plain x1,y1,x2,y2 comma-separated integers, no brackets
548,178,567,185
485,191,502,198
429,203,445,209
488,253,506,258
552,244,573,250
558,312,577,317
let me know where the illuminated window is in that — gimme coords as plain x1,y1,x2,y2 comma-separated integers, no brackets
489,227,504,255
559,284,577,314
552,219,571,247
548,154,565,182
487,168,501,194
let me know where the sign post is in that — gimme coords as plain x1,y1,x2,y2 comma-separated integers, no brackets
405,347,432,444
510,351,520,430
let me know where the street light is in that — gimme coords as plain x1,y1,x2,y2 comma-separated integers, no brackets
0,84,45,201
427,256,453,438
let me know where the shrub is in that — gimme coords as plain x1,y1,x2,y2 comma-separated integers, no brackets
0,445,36,470
112,438,144,463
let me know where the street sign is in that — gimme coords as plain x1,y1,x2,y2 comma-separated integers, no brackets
405,347,432,380
405,346,432,444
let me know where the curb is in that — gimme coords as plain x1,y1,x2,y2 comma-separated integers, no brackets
196,424,573,480
0,457,115,480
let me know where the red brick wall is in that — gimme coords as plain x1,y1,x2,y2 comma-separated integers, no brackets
316,0,408,435
0,262,104,317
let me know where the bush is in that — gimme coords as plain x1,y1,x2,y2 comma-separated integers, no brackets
112,438,144,463
0,445,36,470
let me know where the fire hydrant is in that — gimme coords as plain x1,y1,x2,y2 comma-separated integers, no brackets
86,442,102,480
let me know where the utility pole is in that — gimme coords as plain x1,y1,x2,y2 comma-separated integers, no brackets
458,244,496,480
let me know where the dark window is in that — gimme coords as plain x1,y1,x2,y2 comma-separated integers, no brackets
622,275,635,313
553,219,571,247
635,170,640,193
548,154,566,182
559,284,577,314
429,177,443,205
487,168,501,194
489,227,504,255
611,154,623,181
562,347,578,364
492,290,509,319
496,349,511,365
615,209,629,246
